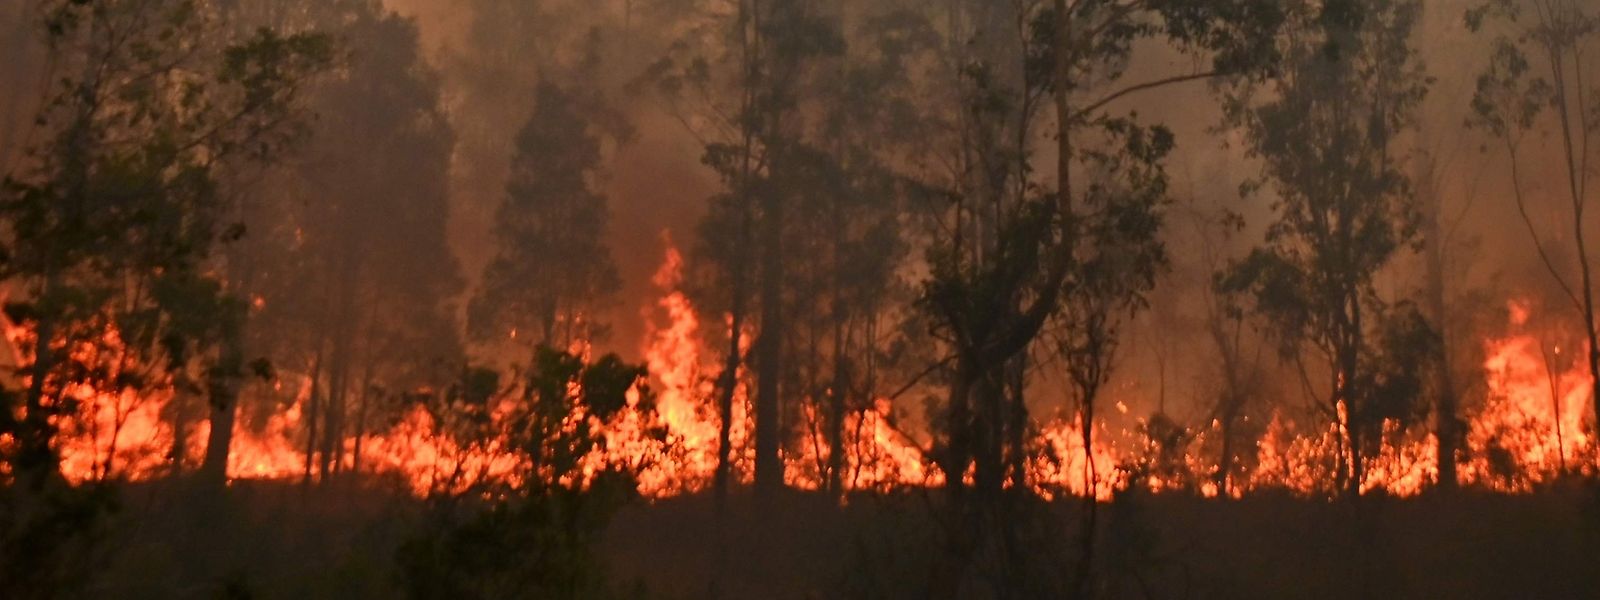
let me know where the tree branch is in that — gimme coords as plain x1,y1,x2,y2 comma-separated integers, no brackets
1073,70,1220,120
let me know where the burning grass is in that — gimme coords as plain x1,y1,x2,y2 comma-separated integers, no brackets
8,248,1598,502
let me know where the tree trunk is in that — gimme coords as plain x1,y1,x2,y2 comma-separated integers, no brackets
754,189,785,495
1340,335,1363,499
751,0,792,499
714,311,742,507
1074,377,1100,597
351,366,375,475
202,385,238,486
1006,354,1028,491
1211,318,1243,497
18,312,61,487
201,313,247,486
826,332,848,497
1053,0,1101,594
971,369,1005,499
1217,407,1235,495
1542,36,1600,434
319,297,355,479
169,390,192,476
1578,245,1599,444
714,0,759,509
941,361,975,498
302,349,324,486
1423,176,1459,488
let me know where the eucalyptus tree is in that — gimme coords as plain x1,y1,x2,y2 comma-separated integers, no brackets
226,0,463,482
467,81,625,354
876,0,1285,593
0,0,329,487
0,0,328,594
449,0,652,287
1218,0,1436,498
1466,0,1600,432
648,0,848,499
908,0,1283,499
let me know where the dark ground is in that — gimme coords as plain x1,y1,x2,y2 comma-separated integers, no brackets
61,479,1600,599
602,486,1600,599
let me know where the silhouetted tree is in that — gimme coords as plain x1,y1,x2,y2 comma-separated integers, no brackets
0,0,328,594
1467,0,1600,433
469,82,624,352
228,0,462,483
896,0,1285,594
1219,0,1435,498
649,0,847,500
398,347,654,599
0,0,329,487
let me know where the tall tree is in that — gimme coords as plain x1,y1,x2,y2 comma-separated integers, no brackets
0,0,328,486
648,0,759,503
228,0,463,483
468,81,625,353
649,0,845,499
0,1,326,594
1467,0,1600,433
1415,149,1466,488
1219,0,1434,498
744,0,845,497
901,0,1283,593
741,3,924,498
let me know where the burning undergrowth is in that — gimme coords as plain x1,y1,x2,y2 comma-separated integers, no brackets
7,245,1594,503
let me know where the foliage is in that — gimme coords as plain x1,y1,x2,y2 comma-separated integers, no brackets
220,0,465,480
397,348,654,599
396,474,640,600
469,81,625,350
0,0,327,590
0,0,330,479
1217,0,1433,495
1465,0,1600,429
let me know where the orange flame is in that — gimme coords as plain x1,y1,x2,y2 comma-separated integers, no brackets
12,254,1595,503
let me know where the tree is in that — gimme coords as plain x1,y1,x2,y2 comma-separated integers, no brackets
887,0,1284,593
644,1,757,503
648,0,847,500
796,35,915,496
447,0,648,285
227,0,463,483
1219,0,1434,498
1466,0,1600,436
468,81,624,353
1158,192,1273,497
1415,148,1467,488
0,1,327,594
0,0,329,487
742,0,845,497
397,347,654,599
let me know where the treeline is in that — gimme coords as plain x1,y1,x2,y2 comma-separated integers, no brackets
3,0,1600,597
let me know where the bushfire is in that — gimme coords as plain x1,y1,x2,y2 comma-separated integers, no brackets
13,246,1597,500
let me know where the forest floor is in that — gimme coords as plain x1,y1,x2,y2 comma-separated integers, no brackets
603,485,1600,599
75,478,1600,599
